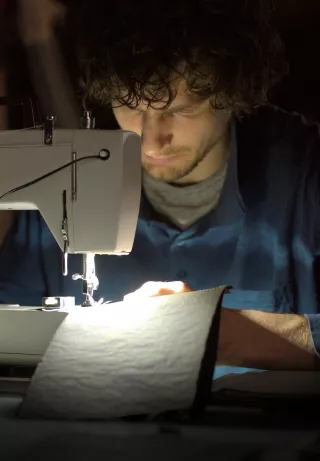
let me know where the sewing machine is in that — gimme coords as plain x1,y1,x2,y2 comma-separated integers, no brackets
0,112,319,461
0,121,141,305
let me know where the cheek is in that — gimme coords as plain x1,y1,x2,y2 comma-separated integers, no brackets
194,112,231,145
174,117,212,147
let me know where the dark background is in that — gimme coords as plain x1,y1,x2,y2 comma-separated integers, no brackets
2,0,320,127
274,0,320,122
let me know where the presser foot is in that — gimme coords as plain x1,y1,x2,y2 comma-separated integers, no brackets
82,293,95,307
81,292,106,307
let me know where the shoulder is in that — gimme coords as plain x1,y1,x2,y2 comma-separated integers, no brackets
236,106,320,207
236,106,320,167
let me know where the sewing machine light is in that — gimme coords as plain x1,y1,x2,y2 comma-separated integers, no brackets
42,296,75,309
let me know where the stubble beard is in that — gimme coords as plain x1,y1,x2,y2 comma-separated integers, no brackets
142,146,210,183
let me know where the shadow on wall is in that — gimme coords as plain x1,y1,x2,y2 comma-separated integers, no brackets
272,0,320,122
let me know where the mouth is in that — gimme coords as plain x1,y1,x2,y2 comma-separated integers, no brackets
143,154,182,165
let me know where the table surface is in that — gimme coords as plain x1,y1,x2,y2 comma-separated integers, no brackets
1,378,320,461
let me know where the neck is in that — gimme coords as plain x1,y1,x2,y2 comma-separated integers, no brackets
174,123,232,186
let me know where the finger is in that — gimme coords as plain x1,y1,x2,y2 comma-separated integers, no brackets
123,282,160,301
133,281,186,297
123,281,192,301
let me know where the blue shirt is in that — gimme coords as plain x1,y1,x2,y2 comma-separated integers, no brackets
0,107,320,378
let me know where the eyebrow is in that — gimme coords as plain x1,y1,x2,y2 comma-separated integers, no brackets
131,102,200,112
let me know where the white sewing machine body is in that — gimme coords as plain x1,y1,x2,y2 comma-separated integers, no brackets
0,128,141,254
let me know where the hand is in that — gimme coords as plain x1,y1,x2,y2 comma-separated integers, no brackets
18,0,66,45
123,281,193,301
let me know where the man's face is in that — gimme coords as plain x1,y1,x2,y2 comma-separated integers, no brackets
112,80,231,183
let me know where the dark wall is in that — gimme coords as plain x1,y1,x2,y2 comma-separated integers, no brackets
273,0,320,120
4,0,320,127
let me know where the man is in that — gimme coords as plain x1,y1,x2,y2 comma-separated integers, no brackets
0,0,319,378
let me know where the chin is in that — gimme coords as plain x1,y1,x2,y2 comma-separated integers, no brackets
143,165,182,182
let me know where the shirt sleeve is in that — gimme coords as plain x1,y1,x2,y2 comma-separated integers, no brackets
308,123,320,358
305,315,320,359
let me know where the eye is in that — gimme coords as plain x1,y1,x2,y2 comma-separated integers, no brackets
126,107,144,115
172,105,199,115
178,107,195,114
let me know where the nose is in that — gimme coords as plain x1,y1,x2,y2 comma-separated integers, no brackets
141,113,173,156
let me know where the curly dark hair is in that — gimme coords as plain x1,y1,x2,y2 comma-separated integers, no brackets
73,0,288,115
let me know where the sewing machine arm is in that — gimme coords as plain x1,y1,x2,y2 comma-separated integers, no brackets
0,128,141,256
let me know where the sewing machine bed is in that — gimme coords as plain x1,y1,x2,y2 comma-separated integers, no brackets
0,307,67,366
